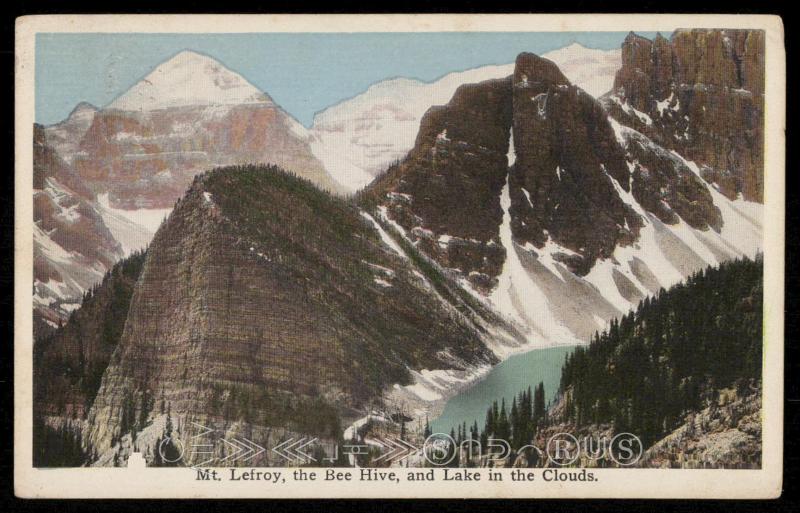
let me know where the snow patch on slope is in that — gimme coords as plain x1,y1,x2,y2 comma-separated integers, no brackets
489,177,581,348
523,237,578,282
43,179,81,223
97,193,171,235
680,159,763,258
33,224,103,316
402,366,492,402
484,116,762,349
95,202,155,256
609,96,653,125
360,211,408,260
506,130,517,166
578,118,763,315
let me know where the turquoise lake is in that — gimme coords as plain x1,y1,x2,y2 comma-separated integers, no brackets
430,345,575,434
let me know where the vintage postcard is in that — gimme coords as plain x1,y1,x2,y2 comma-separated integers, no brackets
14,14,785,498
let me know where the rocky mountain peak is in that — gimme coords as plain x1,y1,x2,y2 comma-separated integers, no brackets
514,52,570,90
62,49,341,209
607,29,765,201
363,75,513,292
366,47,738,343
510,52,642,274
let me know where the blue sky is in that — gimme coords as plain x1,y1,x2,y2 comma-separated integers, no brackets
35,32,657,127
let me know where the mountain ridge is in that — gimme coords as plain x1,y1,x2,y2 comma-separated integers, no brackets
310,44,622,191
32,42,626,326
364,50,761,346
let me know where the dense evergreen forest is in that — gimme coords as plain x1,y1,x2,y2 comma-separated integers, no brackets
427,381,549,460
32,417,89,467
559,255,763,446
34,248,147,415
33,249,147,467
439,256,762,461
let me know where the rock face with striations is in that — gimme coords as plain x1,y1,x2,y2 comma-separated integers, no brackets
605,30,765,201
85,165,503,464
36,43,763,467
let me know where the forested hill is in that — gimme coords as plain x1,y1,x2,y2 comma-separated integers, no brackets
34,249,147,420
559,255,763,447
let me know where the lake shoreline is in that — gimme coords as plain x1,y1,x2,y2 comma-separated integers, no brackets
429,344,576,434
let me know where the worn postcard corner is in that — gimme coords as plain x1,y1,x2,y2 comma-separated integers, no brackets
14,13,785,499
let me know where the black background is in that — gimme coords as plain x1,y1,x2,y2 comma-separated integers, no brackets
1,1,795,511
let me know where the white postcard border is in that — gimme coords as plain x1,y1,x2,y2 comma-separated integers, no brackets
14,13,786,499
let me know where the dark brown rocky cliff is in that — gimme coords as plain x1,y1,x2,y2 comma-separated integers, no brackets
366,51,721,282
606,30,765,201
364,78,513,292
510,53,642,275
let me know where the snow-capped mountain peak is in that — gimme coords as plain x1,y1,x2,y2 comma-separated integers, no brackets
107,50,272,112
